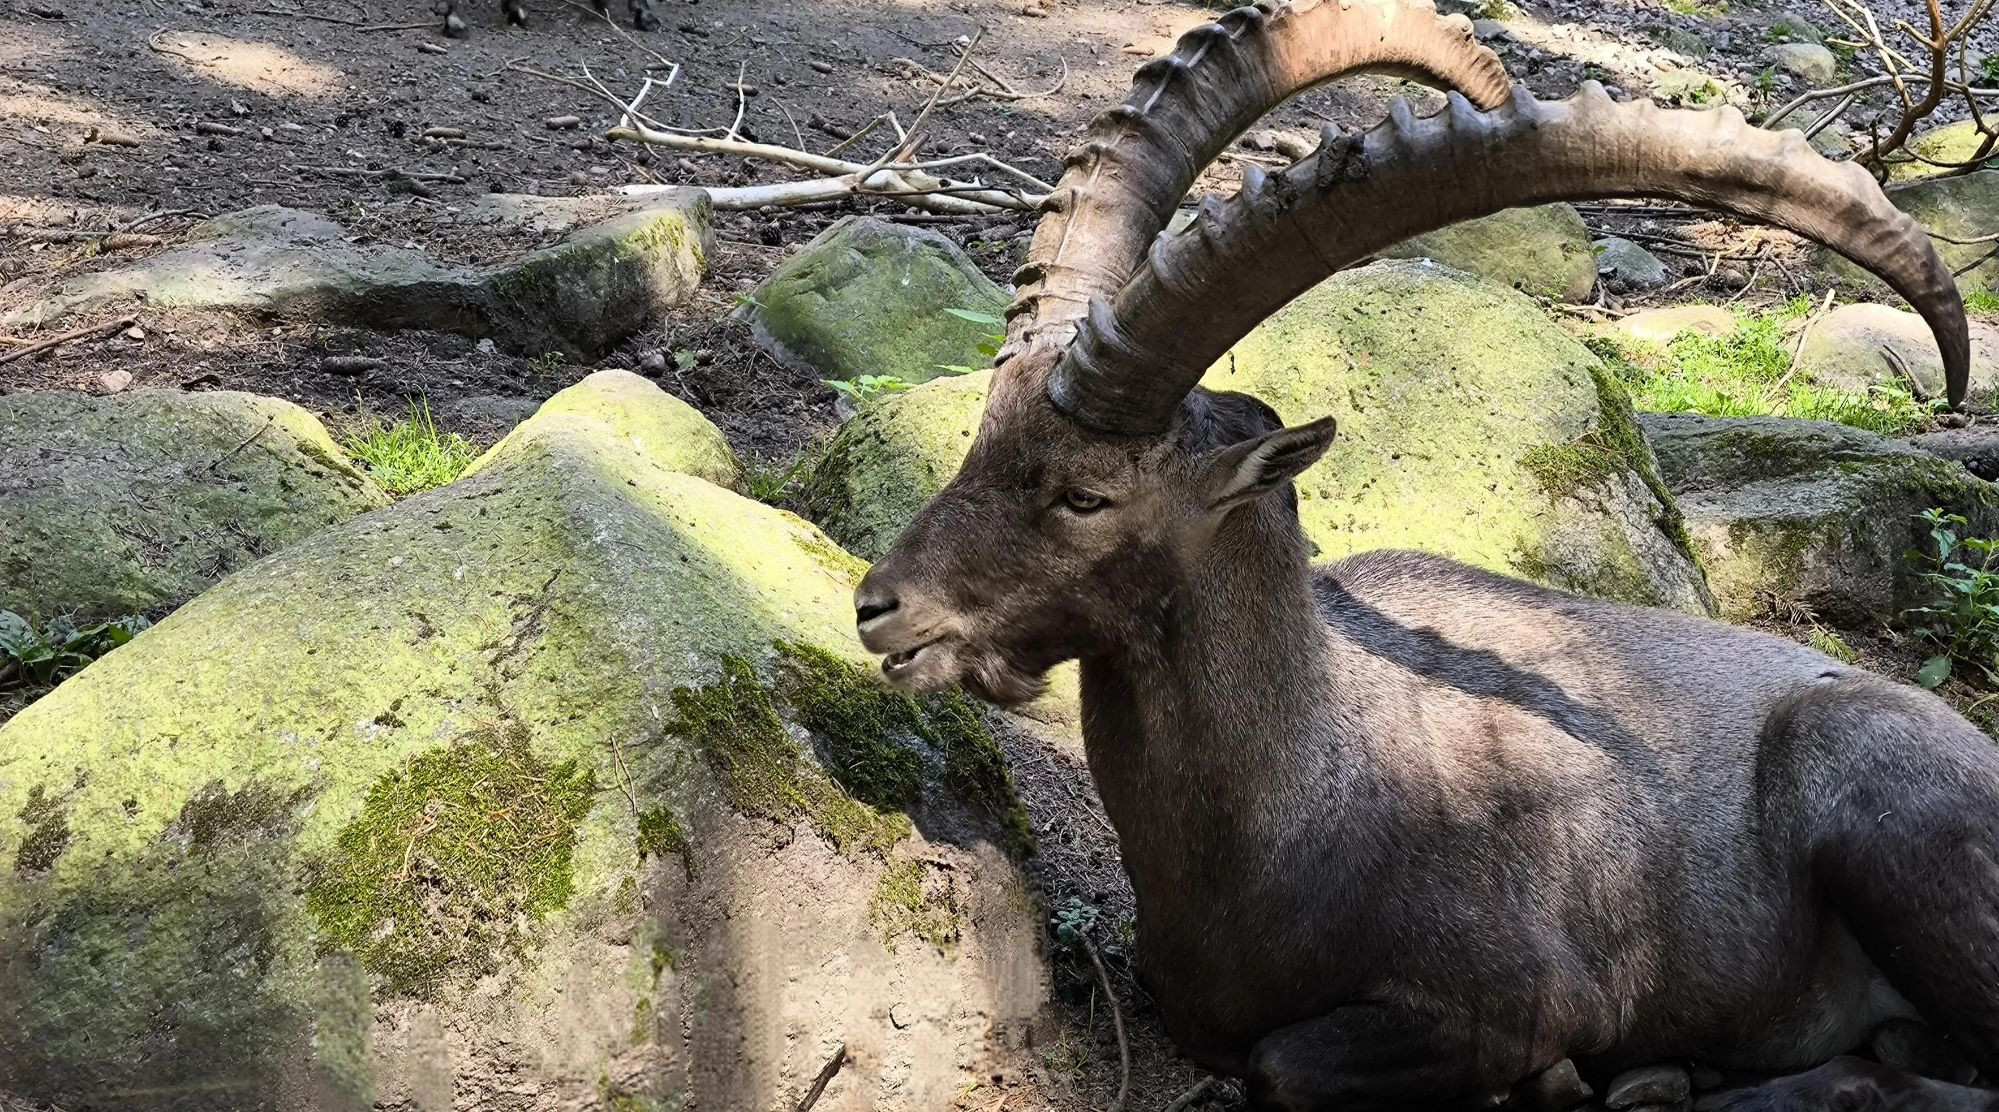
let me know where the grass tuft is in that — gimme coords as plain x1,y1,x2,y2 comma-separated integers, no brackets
1590,300,1936,436
344,398,476,496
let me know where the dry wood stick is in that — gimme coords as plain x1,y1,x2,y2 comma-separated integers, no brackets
0,316,136,366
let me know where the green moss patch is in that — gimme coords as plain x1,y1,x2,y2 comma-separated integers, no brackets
303,720,598,997
869,858,961,953
667,653,911,857
665,643,1033,860
636,806,693,877
14,783,71,876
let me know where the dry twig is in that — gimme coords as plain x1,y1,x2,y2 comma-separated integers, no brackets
0,316,137,367
794,1044,848,1112
1080,936,1130,1112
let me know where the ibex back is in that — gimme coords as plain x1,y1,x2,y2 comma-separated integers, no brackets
852,2,1998,1109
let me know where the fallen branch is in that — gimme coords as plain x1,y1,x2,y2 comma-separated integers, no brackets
794,1043,848,1112
0,316,137,366
1164,1077,1219,1112
248,7,430,29
1080,936,1130,1112
2,227,163,248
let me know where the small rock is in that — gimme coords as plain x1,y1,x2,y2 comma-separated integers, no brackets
1765,12,1824,43
1520,1058,1593,1110
543,115,582,130
1767,42,1838,84
475,337,497,355
1593,236,1669,290
94,369,133,395
121,324,146,341
637,350,668,374
1650,25,1710,59
1606,1064,1690,1110
1612,305,1737,345
1473,18,1509,40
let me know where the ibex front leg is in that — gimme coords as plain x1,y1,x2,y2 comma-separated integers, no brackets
1246,1004,1525,1111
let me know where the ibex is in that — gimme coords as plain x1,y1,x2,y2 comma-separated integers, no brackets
432,0,655,37
852,2,1997,1108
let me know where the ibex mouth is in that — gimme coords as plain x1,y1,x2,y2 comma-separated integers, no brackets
882,639,939,675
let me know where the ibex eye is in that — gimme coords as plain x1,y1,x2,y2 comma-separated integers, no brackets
1061,489,1108,513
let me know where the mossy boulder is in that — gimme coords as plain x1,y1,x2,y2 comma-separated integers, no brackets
1889,120,1998,182
1643,412,1999,621
0,389,388,622
804,261,1714,616
1792,302,1999,408
1594,236,1668,290
1378,204,1597,302
1814,171,1999,298
0,378,1043,1110
1,192,712,358
741,216,1007,388
465,368,741,488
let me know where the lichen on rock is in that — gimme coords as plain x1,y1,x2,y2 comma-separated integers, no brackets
0,373,1043,1110
0,388,388,621
1643,412,1999,621
739,216,1007,387
1378,203,1598,302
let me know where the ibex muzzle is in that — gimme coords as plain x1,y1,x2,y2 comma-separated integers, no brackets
857,1,1992,1109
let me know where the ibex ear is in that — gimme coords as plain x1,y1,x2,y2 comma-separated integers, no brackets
1198,416,1337,511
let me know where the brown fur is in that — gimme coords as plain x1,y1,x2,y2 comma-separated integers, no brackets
858,366,1999,1111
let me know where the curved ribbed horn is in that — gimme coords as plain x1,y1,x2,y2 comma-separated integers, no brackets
1049,84,1969,433
1004,0,1510,357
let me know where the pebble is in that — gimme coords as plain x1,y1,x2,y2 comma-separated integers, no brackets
95,369,133,395
638,350,668,374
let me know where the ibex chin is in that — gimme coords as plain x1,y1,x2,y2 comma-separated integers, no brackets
852,1,1995,1108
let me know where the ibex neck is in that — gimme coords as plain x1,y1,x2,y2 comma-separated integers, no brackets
1078,506,1343,870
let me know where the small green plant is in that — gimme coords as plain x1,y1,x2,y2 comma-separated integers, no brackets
528,351,566,375
822,374,914,406
1965,289,1999,316
344,398,477,497
1807,626,1858,663
1904,508,1999,689
1754,66,1778,98
1983,54,1999,86
0,610,150,691
743,450,818,505
934,307,1005,377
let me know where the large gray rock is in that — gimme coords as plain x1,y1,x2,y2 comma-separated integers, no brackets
1,192,712,358
1594,236,1669,290
1792,302,1999,408
741,216,1007,388
806,261,1714,615
0,374,1042,1110
1767,42,1837,84
1644,412,1999,621
1379,204,1598,302
0,389,388,621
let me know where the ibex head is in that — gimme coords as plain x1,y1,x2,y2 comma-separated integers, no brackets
856,0,1969,702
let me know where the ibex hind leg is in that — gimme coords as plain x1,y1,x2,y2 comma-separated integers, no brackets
1243,1003,1517,1111
1696,1057,1998,1111
502,0,527,25
627,0,658,31
1774,678,1999,1078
